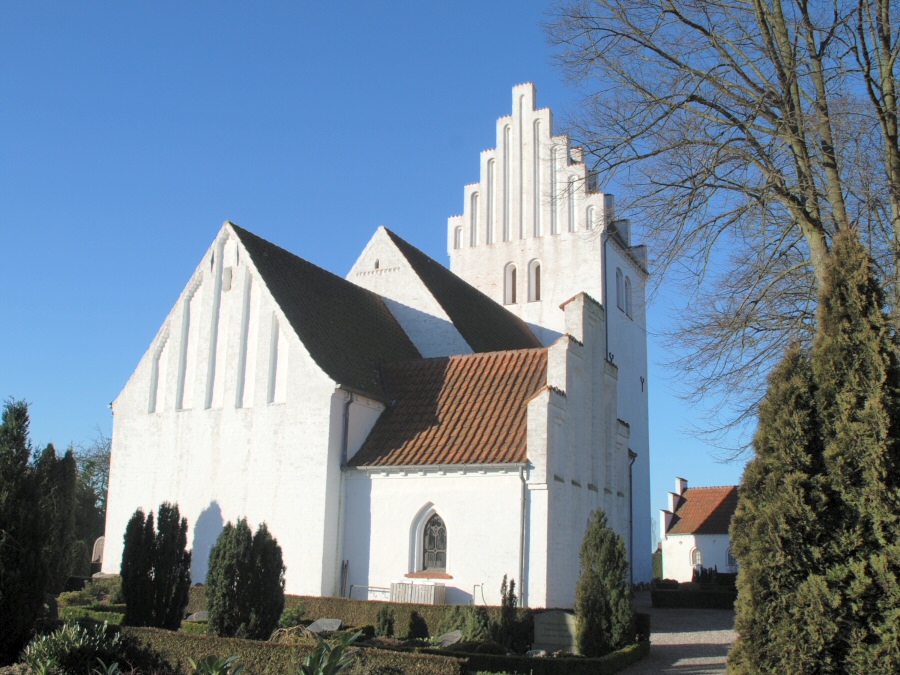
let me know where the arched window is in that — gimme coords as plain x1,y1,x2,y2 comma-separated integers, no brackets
567,176,575,232
624,276,632,317
504,263,517,305
454,226,463,250
470,192,479,246
691,548,702,567
528,259,542,302
486,159,495,244
727,546,737,568
374,259,380,270
615,267,625,311
423,513,447,571
586,206,595,230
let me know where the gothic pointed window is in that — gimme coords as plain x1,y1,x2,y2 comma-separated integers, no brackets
423,514,447,570
504,263,517,305
624,276,632,317
528,259,542,302
616,267,625,311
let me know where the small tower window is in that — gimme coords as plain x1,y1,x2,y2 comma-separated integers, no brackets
423,514,447,570
454,227,463,250
374,259,380,270
624,276,632,317
616,268,625,311
528,259,542,302
504,263,517,305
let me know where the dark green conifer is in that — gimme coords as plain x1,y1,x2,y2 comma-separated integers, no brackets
729,230,900,672
206,518,285,639
728,347,834,673
574,508,634,657
35,444,78,593
120,502,191,629
0,400,49,664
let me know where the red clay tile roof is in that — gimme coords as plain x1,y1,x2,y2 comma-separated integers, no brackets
231,224,421,400
383,229,542,352
349,348,547,467
666,486,739,535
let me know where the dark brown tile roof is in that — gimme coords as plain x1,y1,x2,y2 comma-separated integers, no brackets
383,228,542,352
666,486,739,535
349,348,547,467
231,224,421,400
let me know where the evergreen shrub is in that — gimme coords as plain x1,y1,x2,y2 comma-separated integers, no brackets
729,230,900,672
120,502,192,629
374,605,394,637
206,519,285,640
574,509,634,657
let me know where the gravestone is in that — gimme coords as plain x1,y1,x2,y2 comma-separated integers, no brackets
306,618,342,634
532,610,578,654
92,536,105,563
437,630,462,647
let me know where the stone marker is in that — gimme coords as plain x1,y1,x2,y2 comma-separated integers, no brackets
187,611,208,621
437,630,462,647
533,610,578,654
306,618,342,634
92,536,105,564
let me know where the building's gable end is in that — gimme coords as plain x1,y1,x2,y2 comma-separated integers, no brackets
347,227,472,358
230,223,421,399
381,228,541,353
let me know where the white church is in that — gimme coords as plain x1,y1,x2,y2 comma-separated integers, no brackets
102,83,650,608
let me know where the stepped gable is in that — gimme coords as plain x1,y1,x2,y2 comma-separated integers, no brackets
666,486,739,535
231,224,421,399
383,228,541,352
350,348,547,467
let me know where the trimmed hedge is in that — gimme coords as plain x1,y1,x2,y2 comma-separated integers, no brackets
124,627,648,675
59,607,125,624
425,641,650,675
124,627,465,675
187,587,535,641
651,589,736,609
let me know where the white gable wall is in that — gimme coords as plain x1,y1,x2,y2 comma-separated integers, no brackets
347,228,472,358
104,224,350,595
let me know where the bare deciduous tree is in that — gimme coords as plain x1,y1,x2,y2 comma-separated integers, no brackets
546,0,900,451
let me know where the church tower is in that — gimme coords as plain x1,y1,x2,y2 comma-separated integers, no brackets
448,83,652,582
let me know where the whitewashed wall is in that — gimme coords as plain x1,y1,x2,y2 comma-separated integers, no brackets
341,468,526,606
448,84,652,582
661,533,736,582
347,228,472,358
104,223,351,596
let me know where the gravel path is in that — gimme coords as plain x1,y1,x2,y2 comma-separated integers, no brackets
620,592,737,675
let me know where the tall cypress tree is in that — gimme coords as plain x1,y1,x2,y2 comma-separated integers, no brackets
120,503,191,629
35,444,78,594
810,230,900,670
574,508,634,657
0,400,49,664
729,230,900,672
728,347,834,673
206,518,285,639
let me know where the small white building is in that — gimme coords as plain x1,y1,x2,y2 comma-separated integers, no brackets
102,83,651,607
659,478,739,582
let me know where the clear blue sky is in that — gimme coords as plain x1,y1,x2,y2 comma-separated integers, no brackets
0,2,746,548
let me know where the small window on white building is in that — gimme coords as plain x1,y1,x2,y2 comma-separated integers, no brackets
528,260,542,302
624,276,632,317
504,263,517,305
615,267,625,311
691,548,702,567
374,259,380,270
454,227,463,250
423,513,447,571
